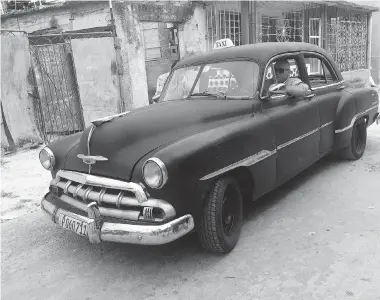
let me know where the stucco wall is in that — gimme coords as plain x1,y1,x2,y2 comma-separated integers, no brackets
371,10,380,84
341,69,370,83
1,34,40,146
71,37,120,127
113,2,149,109
1,2,109,33
178,4,207,58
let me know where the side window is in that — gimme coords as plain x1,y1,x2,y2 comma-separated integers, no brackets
303,55,338,88
262,57,302,96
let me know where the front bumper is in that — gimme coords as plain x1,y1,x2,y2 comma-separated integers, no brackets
41,196,194,245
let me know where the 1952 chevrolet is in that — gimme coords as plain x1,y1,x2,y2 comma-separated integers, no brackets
39,40,379,253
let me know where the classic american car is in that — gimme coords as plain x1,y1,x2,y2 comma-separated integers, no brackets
39,40,379,254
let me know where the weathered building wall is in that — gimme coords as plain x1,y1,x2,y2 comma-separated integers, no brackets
1,2,109,33
71,37,120,127
113,2,149,109
1,34,40,146
178,4,207,58
371,9,380,84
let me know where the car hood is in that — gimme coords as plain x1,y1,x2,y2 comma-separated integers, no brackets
64,100,252,181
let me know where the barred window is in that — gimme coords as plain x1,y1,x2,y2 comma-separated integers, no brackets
327,12,368,71
206,3,242,51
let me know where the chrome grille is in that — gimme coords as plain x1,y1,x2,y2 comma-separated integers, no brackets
49,170,176,223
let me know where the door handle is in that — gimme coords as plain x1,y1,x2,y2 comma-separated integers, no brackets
337,85,345,91
305,93,316,99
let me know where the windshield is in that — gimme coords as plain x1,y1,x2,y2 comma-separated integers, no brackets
161,60,260,101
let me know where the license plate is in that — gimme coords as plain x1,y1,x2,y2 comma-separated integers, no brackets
58,213,88,237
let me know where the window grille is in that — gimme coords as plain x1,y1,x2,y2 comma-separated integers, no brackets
206,4,241,51
257,11,304,43
327,13,368,71
141,22,161,61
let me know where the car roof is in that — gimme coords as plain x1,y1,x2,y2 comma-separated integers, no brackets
174,42,332,69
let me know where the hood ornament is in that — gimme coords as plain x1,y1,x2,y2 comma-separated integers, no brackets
77,154,108,165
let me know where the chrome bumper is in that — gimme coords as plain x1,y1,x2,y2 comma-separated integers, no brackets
41,197,194,245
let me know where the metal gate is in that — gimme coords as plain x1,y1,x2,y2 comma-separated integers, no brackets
29,35,85,144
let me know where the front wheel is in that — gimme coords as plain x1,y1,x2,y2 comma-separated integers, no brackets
339,118,367,160
198,176,243,253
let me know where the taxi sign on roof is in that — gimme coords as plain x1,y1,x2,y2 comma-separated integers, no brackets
213,38,234,50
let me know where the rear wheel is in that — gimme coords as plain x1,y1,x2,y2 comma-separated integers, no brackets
198,176,243,253
339,118,367,160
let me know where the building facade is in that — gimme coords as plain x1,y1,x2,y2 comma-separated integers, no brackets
0,0,378,149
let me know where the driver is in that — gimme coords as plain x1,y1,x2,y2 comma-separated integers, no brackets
269,59,309,97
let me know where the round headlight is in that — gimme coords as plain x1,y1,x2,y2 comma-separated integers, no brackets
142,158,168,189
39,147,55,170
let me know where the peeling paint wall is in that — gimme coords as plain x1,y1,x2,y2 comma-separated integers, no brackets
71,37,120,127
113,2,149,109
1,34,40,146
178,4,207,59
1,2,109,33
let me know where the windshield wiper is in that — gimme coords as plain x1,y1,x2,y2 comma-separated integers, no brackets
189,91,227,99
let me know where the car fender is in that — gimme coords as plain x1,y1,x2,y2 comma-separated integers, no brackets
131,112,276,219
334,88,379,150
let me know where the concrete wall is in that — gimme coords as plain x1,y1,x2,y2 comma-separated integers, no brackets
371,10,380,84
113,2,149,109
178,4,207,58
1,34,40,146
71,37,120,127
342,69,370,83
1,2,109,33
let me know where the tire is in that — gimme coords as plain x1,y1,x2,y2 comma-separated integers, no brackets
198,176,243,253
339,118,367,160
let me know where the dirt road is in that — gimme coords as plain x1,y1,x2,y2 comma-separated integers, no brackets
2,126,380,300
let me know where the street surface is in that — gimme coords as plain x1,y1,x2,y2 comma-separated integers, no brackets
1,125,380,300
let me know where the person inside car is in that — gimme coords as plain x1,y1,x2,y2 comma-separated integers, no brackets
269,58,309,97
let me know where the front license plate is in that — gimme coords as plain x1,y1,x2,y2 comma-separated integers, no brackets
58,213,88,237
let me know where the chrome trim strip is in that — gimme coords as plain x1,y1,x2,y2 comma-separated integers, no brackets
91,111,130,127
200,150,276,181
277,127,319,150
200,120,334,181
56,170,148,203
41,198,194,245
310,80,344,91
320,121,333,129
87,125,96,174
335,105,379,133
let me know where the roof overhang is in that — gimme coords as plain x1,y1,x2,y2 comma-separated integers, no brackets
316,0,379,12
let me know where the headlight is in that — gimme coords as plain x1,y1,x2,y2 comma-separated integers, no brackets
142,158,168,189
39,147,55,170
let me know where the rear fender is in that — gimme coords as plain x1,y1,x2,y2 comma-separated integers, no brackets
333,88,379,150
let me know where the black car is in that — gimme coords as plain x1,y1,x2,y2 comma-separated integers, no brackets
39,41,379,253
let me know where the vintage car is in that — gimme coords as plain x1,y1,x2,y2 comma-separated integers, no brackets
39,40,379,254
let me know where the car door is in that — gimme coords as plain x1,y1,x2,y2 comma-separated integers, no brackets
260,54,321,187
301,52,345,155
